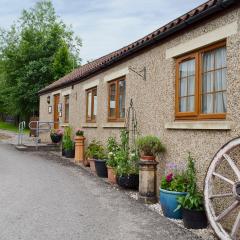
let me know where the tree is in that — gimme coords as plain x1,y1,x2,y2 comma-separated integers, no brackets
0,1,82,122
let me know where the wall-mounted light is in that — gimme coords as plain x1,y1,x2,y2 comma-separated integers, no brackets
47,96,51,104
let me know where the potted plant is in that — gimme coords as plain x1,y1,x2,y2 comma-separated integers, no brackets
86,140,106,176
115,130,139,189
136,135,165,161
50,129,63,144
176,154,208,229
64,138,75,158
62,126,75,158
116,149,139,189
106,137,120,184
160,163,188,219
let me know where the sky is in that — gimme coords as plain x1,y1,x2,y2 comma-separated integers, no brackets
0,0,207,64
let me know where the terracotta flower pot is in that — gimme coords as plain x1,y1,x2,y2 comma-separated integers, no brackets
83,157,90,167
107,166,116,184
141,155,156,161
89,158,96,173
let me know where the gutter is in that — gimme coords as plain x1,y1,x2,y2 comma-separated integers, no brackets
39,0,238,96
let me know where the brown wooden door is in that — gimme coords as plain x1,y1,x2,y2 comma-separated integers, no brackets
54,94,60,129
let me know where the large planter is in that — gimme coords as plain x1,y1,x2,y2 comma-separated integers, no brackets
182,208,208,229
95,159,108,178
65,148,75,158
50,133,62,143
117,174,139,190
107,166,116,184
159,188,187,219
89,158,96,173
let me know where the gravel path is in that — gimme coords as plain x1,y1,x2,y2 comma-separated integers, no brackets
0,143,202,240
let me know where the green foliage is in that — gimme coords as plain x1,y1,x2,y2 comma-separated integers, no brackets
105,130,139,176
161,172,189,192
85,140,106,159
136,135,165,156
0,0,82,121
176,153,204,211
106,136,121,168
62,126,73,150
75,129,84,136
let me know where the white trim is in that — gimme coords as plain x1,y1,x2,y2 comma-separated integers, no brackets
51,90,61,95
102,122,125,128
83,79,100,90
166,22,238,59
62,89,72,96
165,121,232,130
104,67,129,82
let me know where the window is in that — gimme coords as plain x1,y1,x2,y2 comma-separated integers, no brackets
64,95,69,123
86,87,97,122
176,41,227,119
108,77,126,121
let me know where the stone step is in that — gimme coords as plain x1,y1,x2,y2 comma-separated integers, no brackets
15,143,61,152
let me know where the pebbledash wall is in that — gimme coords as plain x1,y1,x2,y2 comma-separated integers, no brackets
39,7,240,189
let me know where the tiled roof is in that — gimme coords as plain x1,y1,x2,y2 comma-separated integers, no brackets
39,0,237,94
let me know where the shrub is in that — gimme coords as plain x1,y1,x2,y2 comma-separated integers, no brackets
86,140,106,159
136,135,165,156
76,129,84,136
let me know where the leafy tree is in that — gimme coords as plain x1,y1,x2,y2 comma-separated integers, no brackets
0,0,81,122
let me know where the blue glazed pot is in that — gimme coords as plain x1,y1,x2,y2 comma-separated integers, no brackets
159,188,187,219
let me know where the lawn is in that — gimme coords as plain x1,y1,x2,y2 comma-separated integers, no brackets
0,121,29,134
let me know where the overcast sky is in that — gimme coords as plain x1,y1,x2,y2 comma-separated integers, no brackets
0,0,207,63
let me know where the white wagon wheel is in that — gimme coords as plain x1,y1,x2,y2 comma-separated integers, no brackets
205,137,240,240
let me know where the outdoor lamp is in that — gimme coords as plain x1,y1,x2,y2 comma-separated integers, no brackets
47,96,51,104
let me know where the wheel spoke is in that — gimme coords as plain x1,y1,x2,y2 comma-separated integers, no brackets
213,172,235,185
223,154,240,180
215,201,239,222
231,211,240,239
210,193,233,199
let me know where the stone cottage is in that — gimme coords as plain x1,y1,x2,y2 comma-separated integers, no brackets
39,0,240,187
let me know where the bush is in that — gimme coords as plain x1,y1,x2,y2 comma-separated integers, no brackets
136,135,165,156
86,140,106,159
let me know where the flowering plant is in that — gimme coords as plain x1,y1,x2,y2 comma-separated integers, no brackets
161,162,189,192
50,128,63,136
75,129,84,136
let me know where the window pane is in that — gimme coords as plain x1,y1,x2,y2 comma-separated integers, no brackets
188,76,195,95
109,83,116,117
202,72,214,93
179,97,187,112
215,47,226,69
202,94,213,113
87,92,92,118
180,78,187,97
180,62,188,78
203,51,214,72
188,96,195,112
215,92,226,113
119,80,126,119
93,92,97,117
65,95,69,123
188,59,195,76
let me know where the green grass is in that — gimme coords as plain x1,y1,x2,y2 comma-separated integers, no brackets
0,121,29,134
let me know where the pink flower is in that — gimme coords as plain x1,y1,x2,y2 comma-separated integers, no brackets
166,173,173,182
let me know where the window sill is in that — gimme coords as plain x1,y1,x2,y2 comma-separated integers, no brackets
82,123,98,128
102,122,125,128
165,121,232,130
60,123,69,127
